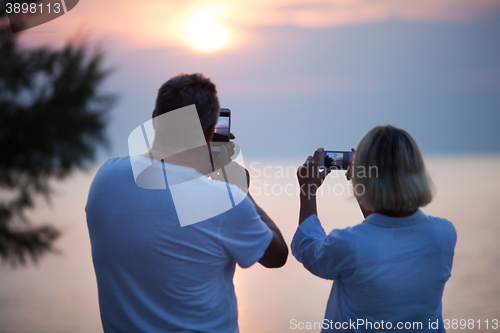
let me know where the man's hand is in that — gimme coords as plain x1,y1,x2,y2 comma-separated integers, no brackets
209,134,250,193
216,142,235,168
211,133,236,171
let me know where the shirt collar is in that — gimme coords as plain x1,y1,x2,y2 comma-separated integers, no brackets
364,209,426,228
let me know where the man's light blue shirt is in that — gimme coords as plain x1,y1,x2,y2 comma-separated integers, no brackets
292,210,456,332
86,157,273,332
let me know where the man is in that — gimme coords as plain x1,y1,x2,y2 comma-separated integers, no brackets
86,73,288,332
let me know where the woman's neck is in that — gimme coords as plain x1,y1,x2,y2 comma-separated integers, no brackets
377,209,417,218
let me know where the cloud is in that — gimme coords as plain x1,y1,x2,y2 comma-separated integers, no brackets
230,0,500,28
18,0,500,51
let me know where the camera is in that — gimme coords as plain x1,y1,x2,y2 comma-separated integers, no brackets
212,108,231,142
319,151,353,170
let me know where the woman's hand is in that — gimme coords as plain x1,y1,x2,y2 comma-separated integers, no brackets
297,148,330,224
343,148,374,218
345,148,356,181
297,148,330,198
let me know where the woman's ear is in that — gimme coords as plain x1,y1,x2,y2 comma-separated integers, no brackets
205,123,216,143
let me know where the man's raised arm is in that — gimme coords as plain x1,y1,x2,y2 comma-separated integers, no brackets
249,195,288,268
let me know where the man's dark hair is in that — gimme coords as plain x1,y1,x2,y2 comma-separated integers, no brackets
154,73,220,133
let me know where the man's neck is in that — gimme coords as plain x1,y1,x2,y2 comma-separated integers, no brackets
144,144,213,175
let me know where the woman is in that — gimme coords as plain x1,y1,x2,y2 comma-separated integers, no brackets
292,125,456,332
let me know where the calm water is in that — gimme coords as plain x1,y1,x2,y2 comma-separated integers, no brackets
1,155,499,333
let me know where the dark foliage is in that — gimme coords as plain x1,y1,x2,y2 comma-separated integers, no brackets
0,5,115,266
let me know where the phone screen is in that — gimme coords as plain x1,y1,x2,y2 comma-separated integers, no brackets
212,108,231,142
320,151,353,170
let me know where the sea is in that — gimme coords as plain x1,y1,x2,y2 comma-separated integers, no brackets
1,155,499,333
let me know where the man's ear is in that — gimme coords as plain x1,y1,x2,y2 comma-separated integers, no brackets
205,123,216,143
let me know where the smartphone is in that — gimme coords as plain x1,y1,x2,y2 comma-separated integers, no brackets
319,151,353,170
212,108,231,142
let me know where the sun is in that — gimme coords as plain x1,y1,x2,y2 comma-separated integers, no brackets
183,12,230,52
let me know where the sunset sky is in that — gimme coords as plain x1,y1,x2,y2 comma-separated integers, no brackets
18,0,500,160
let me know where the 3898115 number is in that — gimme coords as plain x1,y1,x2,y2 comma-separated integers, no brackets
5,2,61,14
444,319,498,330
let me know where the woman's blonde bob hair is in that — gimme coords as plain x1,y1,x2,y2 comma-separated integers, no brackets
352,125,433,213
